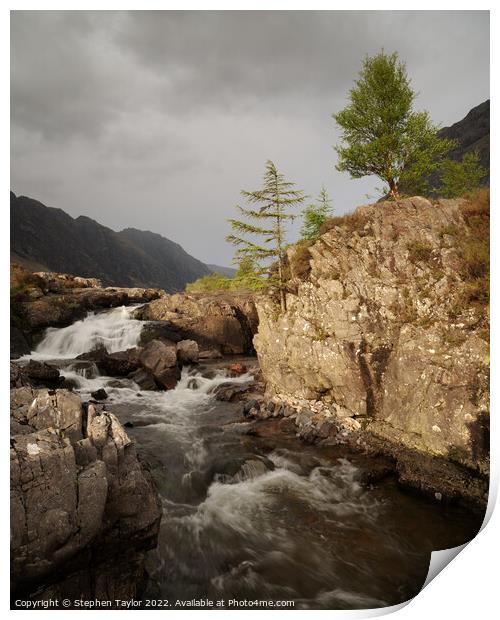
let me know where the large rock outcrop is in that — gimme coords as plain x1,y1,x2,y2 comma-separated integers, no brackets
254,195,489,499
10,387,161,597
137,292,258,355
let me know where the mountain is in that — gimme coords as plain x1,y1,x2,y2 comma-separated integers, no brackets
206,264,237,278
10,192,211,292
438,99,490,184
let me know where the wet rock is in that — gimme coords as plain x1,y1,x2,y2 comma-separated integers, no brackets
207,454,275,484
139,339,180,390
138,321,183,345
176,339,199,365
22,359,62,387
90,388,108,401
128,368,157,391
105,379,128,389
96,348,142,377
213,382,254,402
10,326,31,359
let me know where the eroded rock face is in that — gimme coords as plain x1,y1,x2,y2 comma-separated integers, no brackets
137,292,258,355
254,197,489,481
10,388,161,595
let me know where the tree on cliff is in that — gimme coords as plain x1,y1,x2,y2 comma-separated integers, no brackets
226,160,305,311
333,51,455,199
300,186,333,240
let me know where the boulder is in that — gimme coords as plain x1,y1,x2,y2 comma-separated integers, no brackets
128,368,157,391
213,382,254,402
138,292,258,355
90,388,108,401
22,359,62,387
176,339,199,365
97,348,142,377
139,339,180,390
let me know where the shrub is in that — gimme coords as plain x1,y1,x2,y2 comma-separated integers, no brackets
458,189,489,307
319,210,369,235
439,151,487,198
406,240,433,263
289,240,313,281
185,270,267,293
186,273,234,293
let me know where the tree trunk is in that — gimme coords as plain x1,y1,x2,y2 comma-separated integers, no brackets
388,178,399,200
278,255,286,312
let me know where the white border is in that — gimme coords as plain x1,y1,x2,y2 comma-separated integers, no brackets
3,2,495,618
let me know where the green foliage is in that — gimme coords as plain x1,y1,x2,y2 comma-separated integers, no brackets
186,273,233,293
439,151,487,198
300,187,333,240
333,51,455,198
186,258,266,293
226,160,305,310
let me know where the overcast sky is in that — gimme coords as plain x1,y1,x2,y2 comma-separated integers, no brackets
11,11,490,266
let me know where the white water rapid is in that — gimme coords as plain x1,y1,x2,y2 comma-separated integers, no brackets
28,305,144,360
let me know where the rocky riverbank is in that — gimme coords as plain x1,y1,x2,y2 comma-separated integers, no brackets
10,286,260,602
252,194,489,509
10,384,161,602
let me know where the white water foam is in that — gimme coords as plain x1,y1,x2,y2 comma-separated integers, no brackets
27,305,143,360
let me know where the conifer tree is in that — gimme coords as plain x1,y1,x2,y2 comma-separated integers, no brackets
300,186,333,240
333,51,455,199
226,160,305,311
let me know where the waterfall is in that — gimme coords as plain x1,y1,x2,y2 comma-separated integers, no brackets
28,305,144,360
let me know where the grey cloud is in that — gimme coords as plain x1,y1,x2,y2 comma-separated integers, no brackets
11,11,489,265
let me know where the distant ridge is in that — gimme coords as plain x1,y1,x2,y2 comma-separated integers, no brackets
206,264,237,278
10,192,211,292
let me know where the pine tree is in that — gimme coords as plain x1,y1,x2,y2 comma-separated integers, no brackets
439,151,487,198
226,160,305,311
333,51,455,199
300,186,333,240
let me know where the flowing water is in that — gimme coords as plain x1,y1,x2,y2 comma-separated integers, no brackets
24,306,484,610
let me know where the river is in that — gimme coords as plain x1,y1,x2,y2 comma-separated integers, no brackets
22,305,484,610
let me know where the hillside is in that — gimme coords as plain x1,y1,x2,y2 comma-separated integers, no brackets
438,99,490,184
10,192,211,291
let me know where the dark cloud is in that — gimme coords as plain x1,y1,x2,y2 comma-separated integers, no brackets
11,11,489,265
